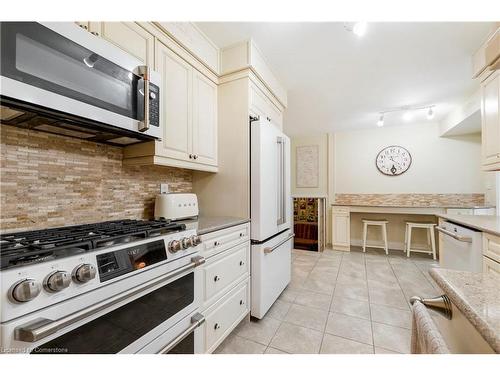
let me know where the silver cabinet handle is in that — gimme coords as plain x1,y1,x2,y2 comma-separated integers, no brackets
157,312,205,354
136,65,150,132
214,276,220,282
410,294,453,320
264,233,295,254
436,226,472,243
214,323,221,330
14,256,206,342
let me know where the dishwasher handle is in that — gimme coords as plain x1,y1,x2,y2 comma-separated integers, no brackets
436,226,472,243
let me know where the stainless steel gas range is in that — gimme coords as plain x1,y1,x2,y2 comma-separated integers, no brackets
0,220,206,354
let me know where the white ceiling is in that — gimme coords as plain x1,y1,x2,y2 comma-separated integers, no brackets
196,22,493,136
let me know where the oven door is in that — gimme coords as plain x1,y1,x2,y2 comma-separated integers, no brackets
0,22,160,139
2,257,203,354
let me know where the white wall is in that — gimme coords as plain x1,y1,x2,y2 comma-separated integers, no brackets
334,122,486,195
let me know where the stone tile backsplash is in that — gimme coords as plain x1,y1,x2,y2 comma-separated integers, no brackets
0,126,192,232
334,193,485,208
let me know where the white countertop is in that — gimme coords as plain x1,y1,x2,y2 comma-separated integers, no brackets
437,214,500,237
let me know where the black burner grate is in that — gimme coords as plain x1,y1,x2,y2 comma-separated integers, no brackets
0,219,186,270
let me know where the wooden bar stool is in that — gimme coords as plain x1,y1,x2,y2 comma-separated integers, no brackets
405,222,437,259
362,219,389,255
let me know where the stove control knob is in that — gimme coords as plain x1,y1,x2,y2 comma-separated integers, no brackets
44,271,71,292
191,235,201,246
181,237,191,249
168,239,182,253
10,279,41,303
73,264,96,284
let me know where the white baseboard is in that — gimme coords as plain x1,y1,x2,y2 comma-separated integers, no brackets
350,239,406,252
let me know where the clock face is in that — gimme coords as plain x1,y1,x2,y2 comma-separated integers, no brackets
376,146,412,176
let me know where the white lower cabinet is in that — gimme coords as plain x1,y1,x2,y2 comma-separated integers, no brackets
203,242,249,305
331,207,351,251
483,255,500,276
199,223,251,353
202,280,249,353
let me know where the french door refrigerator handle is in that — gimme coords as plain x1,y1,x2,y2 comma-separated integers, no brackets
14,256,206,343
264,233,295,254
277,137,286,225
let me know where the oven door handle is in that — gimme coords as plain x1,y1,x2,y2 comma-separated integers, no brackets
14,256,206,343
137,65,150,132
157,312,206,354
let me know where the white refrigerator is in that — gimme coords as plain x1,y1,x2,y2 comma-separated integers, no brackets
250,117,293,319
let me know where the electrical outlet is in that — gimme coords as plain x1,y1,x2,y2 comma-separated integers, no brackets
160,184,169,194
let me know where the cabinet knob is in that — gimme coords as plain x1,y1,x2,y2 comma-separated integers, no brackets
239,261,244,266
189,154,193,159
91,31,99,36
214,275,220,282
80,24,88,30
214,241,219,246
194,155,198,160
239,232,244,237
240,300,244,305
214,323,221,330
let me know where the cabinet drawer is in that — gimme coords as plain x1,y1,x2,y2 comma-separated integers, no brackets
483,233,500,263
332,206,350,215
204,280,249,353
200,223,250,258
204,243,249,303
483,256,500,276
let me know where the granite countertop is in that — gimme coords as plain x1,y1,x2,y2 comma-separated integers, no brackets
181,216,250,235
437,214,500,237
332,203,495,209
430,268,500,353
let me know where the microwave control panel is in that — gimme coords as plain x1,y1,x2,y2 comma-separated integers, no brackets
149,83,160,127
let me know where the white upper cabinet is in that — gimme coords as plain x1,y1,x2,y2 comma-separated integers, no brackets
192,71,218,166
249,82,283,130
221,39,287,109
155,22,220,74
76,22,155,66
481,71,500,170
156,41,193,161
92,22,155,66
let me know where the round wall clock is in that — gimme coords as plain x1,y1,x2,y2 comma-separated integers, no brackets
376,145,412,176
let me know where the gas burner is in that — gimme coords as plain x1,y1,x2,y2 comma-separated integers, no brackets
0,219,187,270
12,252,55,266
94,234,145,248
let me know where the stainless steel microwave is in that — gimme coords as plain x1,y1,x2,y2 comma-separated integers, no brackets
0,22,161,145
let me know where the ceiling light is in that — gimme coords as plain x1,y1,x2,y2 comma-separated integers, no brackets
402,110,413,121
427,107,434,120
377,114,384,127
352,22,368,37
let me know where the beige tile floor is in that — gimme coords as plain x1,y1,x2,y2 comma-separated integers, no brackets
214,246,441,354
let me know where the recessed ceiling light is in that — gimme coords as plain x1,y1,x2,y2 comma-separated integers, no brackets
352,22,368,37
377,114,384,127
402,111,413,121
427,107,435,120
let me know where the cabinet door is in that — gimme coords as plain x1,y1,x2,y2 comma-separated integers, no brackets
481,71,500,167
332,210,350,249
192,71,217,166
249,83,270,120
92,22,154,66
483,256,500,276
156,41,192,161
